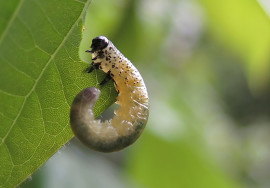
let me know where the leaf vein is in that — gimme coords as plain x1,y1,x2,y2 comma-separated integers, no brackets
32,0,64,38
0,90,24,98
0,112,13,121
0,56,35,81
17,91,46,166
53,60,70,108
0,0,24,45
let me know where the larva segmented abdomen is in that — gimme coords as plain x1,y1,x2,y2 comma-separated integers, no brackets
70,36,149,152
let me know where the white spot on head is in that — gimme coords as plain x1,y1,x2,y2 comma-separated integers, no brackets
97,36,109,44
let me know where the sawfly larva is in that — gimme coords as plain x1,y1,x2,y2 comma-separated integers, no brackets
70,36,149,152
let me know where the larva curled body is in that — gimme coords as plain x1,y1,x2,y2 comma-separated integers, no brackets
70,36,149,152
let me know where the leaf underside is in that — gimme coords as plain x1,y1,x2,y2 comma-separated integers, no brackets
0,0,116,187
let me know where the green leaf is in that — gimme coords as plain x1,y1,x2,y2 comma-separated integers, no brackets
0,0,116,187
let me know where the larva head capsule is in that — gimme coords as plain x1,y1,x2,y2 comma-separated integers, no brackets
91,36,109,52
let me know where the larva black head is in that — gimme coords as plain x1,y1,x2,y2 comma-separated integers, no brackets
91,36,109,52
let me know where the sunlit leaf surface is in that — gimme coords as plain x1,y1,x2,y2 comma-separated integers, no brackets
0,0,116,187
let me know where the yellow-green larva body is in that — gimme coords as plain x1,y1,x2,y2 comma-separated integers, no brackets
70,36,149,152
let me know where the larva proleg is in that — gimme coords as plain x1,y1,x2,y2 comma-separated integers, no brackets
70,36,149,152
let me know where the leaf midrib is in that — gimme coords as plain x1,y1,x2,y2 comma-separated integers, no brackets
0,0,91,146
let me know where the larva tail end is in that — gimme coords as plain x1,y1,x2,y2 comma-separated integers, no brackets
82,87,101,102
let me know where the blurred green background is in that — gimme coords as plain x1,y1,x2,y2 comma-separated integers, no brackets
21,0,270,187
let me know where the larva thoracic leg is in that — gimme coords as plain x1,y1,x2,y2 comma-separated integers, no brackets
70,36,149,152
